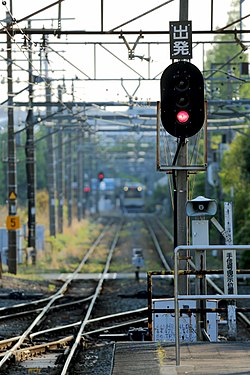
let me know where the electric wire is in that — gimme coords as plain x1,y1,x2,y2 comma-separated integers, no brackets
0,4,91,126
0,16,131,134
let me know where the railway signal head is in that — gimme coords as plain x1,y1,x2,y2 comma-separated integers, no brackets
160,61,205,138
98,171,104,182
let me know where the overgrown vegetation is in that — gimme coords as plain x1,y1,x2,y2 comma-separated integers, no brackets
22,216,103,274
203,0,250,266
220,132,250,266
0,190,104,275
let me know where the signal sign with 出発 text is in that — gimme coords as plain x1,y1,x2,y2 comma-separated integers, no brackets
169,21,192,60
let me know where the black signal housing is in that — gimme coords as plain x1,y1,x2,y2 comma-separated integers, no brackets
160,61,205,138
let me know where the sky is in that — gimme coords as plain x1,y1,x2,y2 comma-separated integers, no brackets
0,0,248,110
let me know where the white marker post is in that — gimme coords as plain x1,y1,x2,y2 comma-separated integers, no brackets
223,202,237,339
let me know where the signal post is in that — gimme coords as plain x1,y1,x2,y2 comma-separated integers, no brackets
154,1,210,341
159,8,205,293
176,0,190,295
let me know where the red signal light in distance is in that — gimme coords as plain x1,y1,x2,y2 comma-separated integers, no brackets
98,172,104,181
176,110,189,123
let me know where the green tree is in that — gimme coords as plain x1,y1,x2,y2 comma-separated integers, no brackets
205,0,248,101
205,0,250,264
220,131,250,266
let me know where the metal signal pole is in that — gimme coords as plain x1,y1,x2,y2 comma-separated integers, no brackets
176,0,189,294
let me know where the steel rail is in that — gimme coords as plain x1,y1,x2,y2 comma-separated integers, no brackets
1,309,145,350
60,219,124,375
83,318,147,337
0,310,137,352
0,295,55,315
30,306,147,340
145,218,172,272
0,220,113,370
0,295,94,322
86,306,147,324
0,295,95,350
154,216,174,243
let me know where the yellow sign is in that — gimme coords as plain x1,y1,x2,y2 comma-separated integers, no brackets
6,216,20,230
9,192,17,200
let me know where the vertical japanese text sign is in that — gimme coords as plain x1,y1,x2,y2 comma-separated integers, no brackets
169,21,192,60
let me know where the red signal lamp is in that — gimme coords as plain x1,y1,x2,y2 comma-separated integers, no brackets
98,172,104,182
176,110,189,123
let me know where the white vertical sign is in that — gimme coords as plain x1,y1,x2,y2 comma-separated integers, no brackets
223,202,237,339
223,202,237,294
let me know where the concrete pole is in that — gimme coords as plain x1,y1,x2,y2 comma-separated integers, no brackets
66,132,73,227
77,131,84,221
57,86,64,233
26,24,36,264
45,70,56,237
7,6,18,274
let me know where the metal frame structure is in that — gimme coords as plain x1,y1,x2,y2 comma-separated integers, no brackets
156,101,208,172
174,244,250,366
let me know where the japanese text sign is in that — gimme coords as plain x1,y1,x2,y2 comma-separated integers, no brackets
169,21,192,60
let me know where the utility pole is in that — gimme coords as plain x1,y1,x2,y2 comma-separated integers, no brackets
66,131,73,226
176,0,189,294
66,82,74,226
77,130,84,221
57,85,64,233
25,21,36,265
82,133,86,218
7,6,18,274
45,51,56,237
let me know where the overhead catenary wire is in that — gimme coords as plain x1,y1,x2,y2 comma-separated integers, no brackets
0,8,90,124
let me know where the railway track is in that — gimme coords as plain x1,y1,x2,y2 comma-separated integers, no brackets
0,214,249,374
0,214,171,373
0,218,122,373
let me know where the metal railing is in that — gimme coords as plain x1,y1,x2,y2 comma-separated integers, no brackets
174,245,250,366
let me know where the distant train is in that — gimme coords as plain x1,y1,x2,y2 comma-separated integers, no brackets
121,182,146,212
